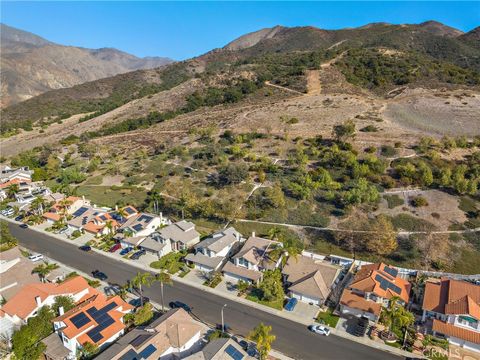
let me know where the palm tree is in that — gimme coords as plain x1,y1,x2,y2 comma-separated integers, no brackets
381,296,415,340
6,184,19,199
267,227,282,241
149,191,163,215
248,323,276,360
58,198,73,222
131,272,155,307
156,271,172,312
32,262,59,283
30,196,46,215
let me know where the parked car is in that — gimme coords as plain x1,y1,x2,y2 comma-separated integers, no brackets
2,209,14,217
130,249,146,260
120,247,133,256
19,223,29,229
237,340,249,351
308,325,330,336
129,297,150,308
79,245,91,252
284,297,298,312
92,270,108,280
14,215,24,221
169,301,191,312
28,254,44,262
109,243,121,253
58,227,69,234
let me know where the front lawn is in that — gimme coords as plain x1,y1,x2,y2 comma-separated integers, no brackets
316,308,340,328
150,252,185,274
246,289,284,310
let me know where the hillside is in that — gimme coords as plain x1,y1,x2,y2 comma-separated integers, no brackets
0,23,173,107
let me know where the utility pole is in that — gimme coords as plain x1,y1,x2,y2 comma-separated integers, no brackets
221,304,227,333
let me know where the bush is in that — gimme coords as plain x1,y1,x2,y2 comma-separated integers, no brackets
411,196,429,207
360,125,378,132
384,195,404,209
381,145,397,157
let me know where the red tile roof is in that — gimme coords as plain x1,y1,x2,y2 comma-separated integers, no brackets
432,319,480,345
349,263,410,303
340,289,382,316
2,276,90,319
423,278,480,318
0,179,30,188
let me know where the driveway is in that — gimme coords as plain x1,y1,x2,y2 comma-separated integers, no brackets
290,301,320,323
183,269,208,285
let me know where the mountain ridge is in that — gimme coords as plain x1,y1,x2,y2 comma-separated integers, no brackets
0,23,173,107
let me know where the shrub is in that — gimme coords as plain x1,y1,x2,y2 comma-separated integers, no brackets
411,196,429,207
384,195,404,209
360,125,378,132
381,145,397,157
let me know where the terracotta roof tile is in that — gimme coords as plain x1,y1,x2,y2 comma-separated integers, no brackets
340,289,382,316
432,319,480,344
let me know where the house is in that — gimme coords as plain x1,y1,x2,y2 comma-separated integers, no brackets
95,308,206,360
282,255,340,306
116,234,147,249
43,192,65,204
185,227,243,272
0,166,33,184
66,206,108,233
43,196,91,224
339,263,410,322
422,278,480,353
0,247,39,301
50,292,133,358
0,276,93,340
184,337,253,360
119,212,167,237
157,220,200,252
140,232,173,258
83,212,119,237
222,233,282,284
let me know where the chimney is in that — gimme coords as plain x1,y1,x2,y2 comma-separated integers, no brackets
252,231,255,238
59,306,65,316
115,205,118,211
82,195,85,202
235,232,240,241
35,296,42,306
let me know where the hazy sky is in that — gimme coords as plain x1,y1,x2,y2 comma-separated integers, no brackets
2,1,479,60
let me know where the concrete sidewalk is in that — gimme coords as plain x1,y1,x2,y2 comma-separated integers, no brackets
6,217,421,359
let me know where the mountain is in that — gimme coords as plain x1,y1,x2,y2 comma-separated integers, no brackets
0,24,173,107
2,20,479,134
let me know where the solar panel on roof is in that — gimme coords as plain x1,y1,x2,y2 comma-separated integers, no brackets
125,207,136,215
88,330,103,343
70,312,90,328
138,344,157,359
225,344,244,360
132,224,143,231
383,266,398,278
389,284,402,295
138,215,153,223
72,206,88,217
130,334,152,349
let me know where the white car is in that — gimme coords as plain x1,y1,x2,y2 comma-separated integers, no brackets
28,254,44,262
309,325,331,336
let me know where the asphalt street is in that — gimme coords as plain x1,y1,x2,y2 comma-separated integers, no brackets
9,223,403,360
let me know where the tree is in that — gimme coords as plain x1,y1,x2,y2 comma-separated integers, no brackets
57,198,73,222
131,272,155,306
218,163,249,185
30,196,46,216
333,120,355,143
0,221,18,251
32,262,59,283
248,323,276,360
156,271,172,312
381,296,415,341
237,280,250,295
80,342,99,359
6,184,19,199
365,215,398,255
134,303,154,326
52,295,76,316
258,270,284,302
12,306,54,359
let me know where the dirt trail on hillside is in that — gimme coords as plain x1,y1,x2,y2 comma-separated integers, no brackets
306,70,321,95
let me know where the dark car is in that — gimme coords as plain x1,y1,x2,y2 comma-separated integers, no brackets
19,223,29,229
130,249,146,260
238,340,249,351
169,301,191,312
92,270,108,281
129,297,150,307
109,243,121,253
79,245,92,252
120,247,133,256
15,215,24,221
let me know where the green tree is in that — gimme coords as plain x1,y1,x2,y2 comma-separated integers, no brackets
131,272,155,306
218,163,249,185
80,342,99,359
333,120,355,143
30,196,46,216
0,221,18,251
52,295,76,316
365,215,398,255
134,303,154,326
32,262,59,283
258,270,284,302
6,184,19,199
248,323,276,360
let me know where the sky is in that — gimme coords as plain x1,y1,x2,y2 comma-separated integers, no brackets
1,1,479,60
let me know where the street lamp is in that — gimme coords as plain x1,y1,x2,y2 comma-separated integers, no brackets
221,304,227,333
